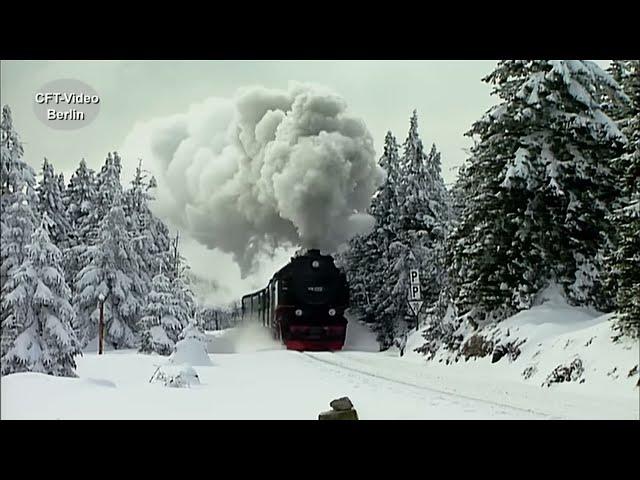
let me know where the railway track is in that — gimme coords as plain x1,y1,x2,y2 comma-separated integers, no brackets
300,351,557,418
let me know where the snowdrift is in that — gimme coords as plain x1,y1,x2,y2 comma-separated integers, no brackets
169,338,213,366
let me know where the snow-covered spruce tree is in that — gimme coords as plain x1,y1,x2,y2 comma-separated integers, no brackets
339,131,401,333
397,112,451,317
124,159,170,283
139,273,183,355
375,112,451,348
416,167,468,359
1,106,38,354
165,232,196,329
0,187,38,359
74,195,145,349
92,152,123,241
1,214,81,376
605,60,640,339
1,106,38,283
64,159,98,242
37,158,71,249
63,159,99,294
450,60,627,328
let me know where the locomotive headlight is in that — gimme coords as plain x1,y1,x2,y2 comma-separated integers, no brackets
328,308,336,316
312,260,320,268
295,309,303,317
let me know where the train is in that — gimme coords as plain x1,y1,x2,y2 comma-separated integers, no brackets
241,249,350,351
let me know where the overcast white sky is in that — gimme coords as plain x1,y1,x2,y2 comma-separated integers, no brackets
0,60,611,306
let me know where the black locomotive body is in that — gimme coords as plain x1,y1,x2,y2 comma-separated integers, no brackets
241,249,350,351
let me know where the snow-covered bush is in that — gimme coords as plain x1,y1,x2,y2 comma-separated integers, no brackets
139,325,174,356
150,364,200,388
461,334,494,361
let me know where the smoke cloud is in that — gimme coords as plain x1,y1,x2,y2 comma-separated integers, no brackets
134,82,384,276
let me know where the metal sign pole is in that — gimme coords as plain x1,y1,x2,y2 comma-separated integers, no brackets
408,268,423,331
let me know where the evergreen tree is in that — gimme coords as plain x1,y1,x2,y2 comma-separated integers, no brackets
450,60,627,328
65,159,98,240
1,106,38,354
1,215,81,377
377,112,450,347
166,233,196,329
74,196,145,349
340,132,400,327
606,60,640,338
0,187,38,358
341,113,451,349
124,159,168,282
37,158,70,248
63,159,99,290
139,273,183,355
0,106,37,206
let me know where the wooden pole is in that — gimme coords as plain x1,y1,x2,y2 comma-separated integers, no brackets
98,300,105,355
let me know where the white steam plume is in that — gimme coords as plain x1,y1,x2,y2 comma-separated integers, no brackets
134,82,384,276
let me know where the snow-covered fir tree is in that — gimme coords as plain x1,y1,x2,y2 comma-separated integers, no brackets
64,159,98,239
1,106,38,355
398,113,450,316
375,112,450,348
139,272,183,355
63,159,98,290
341,132,401,326
124,159,169,283
1,105,38,282
341,113,451,349
1,214,81,376
74,195,145,349
450,60,628,328
81,152,123,247
606,60,640,339
166,233,196,329
37,158,70,248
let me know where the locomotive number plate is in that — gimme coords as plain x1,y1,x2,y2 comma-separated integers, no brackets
308,286,324,292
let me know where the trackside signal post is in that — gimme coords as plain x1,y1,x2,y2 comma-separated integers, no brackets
408,268,423,330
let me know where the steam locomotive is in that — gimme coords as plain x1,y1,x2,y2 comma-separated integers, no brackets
241,249,350,351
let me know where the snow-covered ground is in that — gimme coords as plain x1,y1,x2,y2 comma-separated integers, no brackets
2,295,637,420
1,346,545,420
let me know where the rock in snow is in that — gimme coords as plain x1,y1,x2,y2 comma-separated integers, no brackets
319,396,359,420
330,396,354,411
